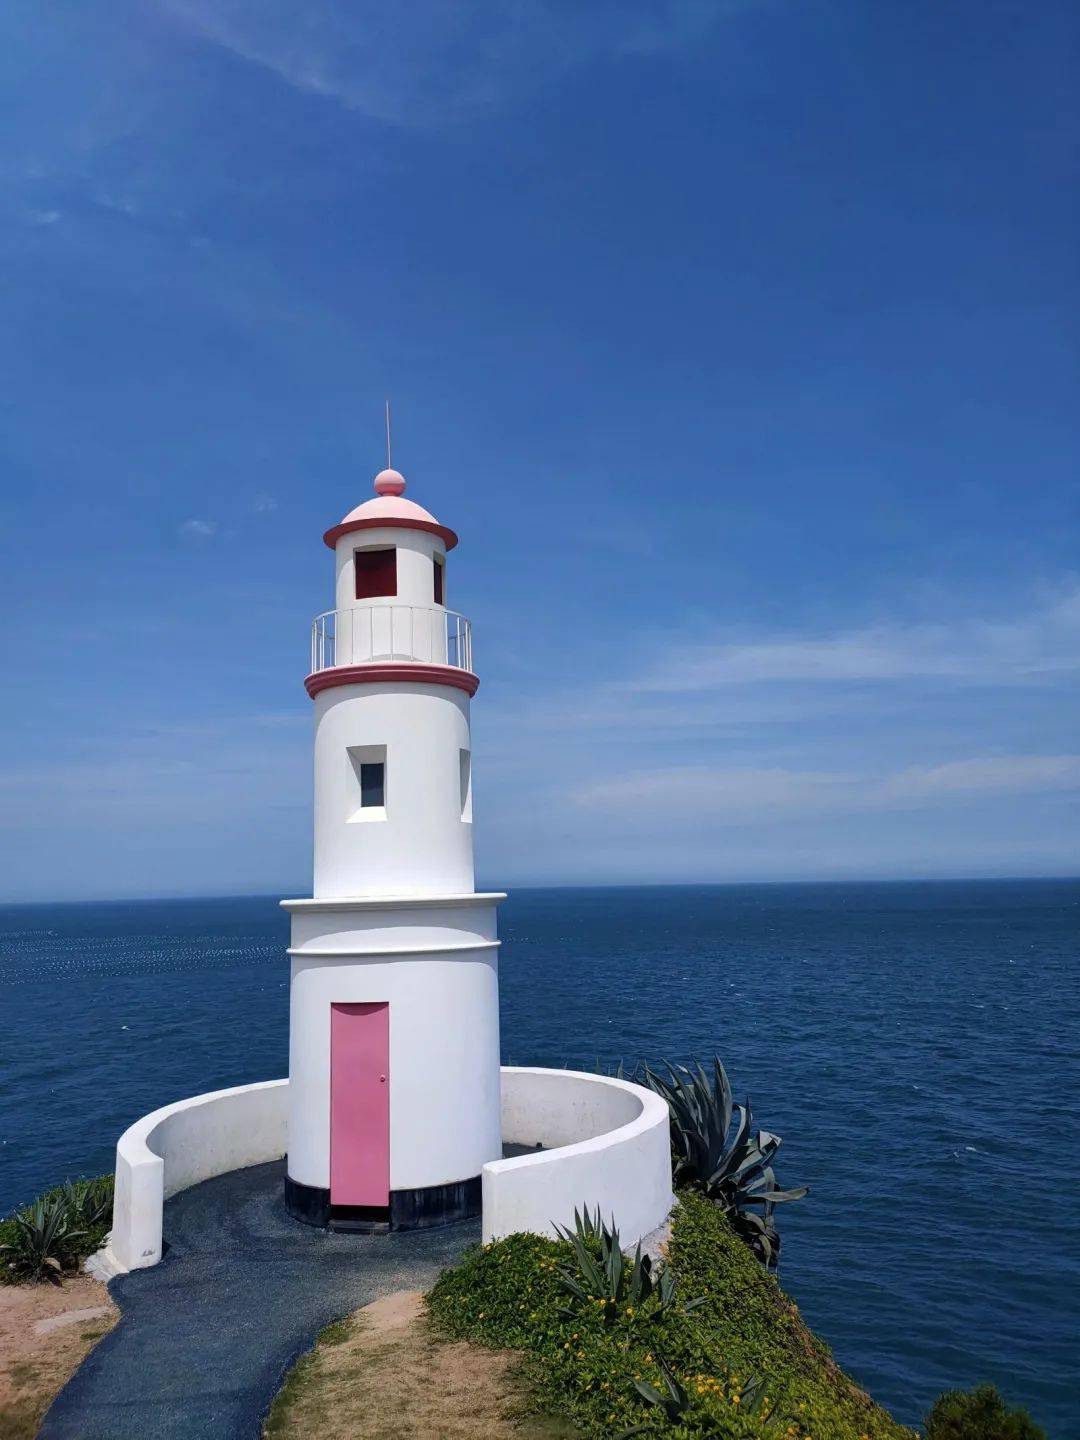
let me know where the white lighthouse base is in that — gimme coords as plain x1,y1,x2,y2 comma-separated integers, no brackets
104,1069,672,1272
283,893,504,1230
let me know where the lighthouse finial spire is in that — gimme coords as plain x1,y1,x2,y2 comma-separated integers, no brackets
374,400,406,496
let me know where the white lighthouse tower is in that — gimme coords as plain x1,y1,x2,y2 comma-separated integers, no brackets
281,463,503,1229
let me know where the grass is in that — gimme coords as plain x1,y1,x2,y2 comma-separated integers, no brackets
427,1192,915,1439
262,1291,575,1439
263,1317,346,1437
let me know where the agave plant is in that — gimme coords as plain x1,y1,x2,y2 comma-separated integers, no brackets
630,1354,694,1422
554,1206,702,1324
640,1057,808,1269
61,1176,113,1231
0,1196,85,1283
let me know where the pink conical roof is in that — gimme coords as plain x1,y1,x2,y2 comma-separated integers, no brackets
323,470,458,550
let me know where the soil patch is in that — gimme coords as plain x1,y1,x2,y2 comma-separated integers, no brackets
264,1290,573,1440
0,1275,117,1440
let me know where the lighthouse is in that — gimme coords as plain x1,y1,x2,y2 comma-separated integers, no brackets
281,464,503,1230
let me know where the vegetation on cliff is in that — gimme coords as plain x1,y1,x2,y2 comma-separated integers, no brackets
0,1177,113,1284
429,1190,911,1439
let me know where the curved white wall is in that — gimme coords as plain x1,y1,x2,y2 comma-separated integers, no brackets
107,1066,672,1273
313,683,474,899
483,1068,673,1247
109,1080,288,1272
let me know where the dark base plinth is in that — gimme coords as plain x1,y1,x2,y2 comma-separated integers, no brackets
284,1170,482,1232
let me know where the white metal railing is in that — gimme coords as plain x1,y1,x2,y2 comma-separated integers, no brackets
310,604,473,675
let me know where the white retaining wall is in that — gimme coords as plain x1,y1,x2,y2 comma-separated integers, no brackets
482,1067,673,1246
108,1080,288,1272
107,1067,672,1272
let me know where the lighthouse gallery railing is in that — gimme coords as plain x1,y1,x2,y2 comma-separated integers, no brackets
310,605,473,675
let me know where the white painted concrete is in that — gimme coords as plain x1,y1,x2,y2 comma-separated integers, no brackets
483,1068,673,1247
108,1080,288,1272
283,895,504,1193
107,1066,671,1271
312,682,474,899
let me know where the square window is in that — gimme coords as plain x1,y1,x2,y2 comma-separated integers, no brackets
347,745,387,822
360,762,385,808
355,547,397,600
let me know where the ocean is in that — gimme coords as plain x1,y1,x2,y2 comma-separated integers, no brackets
1,880,1077,1435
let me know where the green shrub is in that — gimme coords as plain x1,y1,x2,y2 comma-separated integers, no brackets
428,1190,911,1440
640,1058,807,1270
0,1175,114,1285
61,1176,114,1231
925,1385,1046,1440
0,1197,84,1283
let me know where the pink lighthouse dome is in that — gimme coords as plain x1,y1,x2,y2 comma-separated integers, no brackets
323,469,458,550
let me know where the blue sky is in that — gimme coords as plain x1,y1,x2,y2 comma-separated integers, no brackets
2,0,1077,900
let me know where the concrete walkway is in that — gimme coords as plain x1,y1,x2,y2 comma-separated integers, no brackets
40,1160,480,1440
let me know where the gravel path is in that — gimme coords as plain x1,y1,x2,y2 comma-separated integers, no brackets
39,1160,480,1440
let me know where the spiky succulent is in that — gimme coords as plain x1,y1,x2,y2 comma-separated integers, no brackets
554,1206,701,1324
61,1176,113,1230
1,1196,85,1283
640,1057,807,1269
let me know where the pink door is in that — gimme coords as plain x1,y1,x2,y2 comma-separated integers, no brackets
330,1002,390,1207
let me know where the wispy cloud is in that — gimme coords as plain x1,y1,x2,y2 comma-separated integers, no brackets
576,754,1080,820
160,0,738,126
177,518,218,539
253,493,278,513
622,586,1080,693
878,754,1080,802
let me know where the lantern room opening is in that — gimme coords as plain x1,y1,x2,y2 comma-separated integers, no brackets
355,546,397,600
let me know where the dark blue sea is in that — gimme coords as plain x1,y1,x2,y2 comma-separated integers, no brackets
1,881,1077,1435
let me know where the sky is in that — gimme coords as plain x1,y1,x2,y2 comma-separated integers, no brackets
1,0,1078,901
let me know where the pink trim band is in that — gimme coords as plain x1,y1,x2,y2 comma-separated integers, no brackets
305,664,479,699
323,516,459,551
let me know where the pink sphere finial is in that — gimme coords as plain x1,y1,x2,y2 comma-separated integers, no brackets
373,468,406,497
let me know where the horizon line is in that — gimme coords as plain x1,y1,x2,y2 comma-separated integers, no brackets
2,872,1078,907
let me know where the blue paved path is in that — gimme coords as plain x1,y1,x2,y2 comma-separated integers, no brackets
40,1160,480,1440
